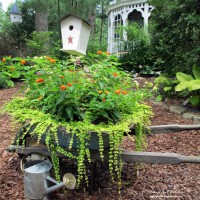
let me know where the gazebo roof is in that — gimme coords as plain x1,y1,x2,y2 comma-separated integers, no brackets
106,0,147,15
10,3,21,14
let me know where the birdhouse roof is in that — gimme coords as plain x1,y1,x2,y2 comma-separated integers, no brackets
60,14,91,27
10,2,21,14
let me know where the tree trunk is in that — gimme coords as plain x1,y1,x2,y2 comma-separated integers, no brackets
99,2,104,44
87,6,96,38
35,11,48,32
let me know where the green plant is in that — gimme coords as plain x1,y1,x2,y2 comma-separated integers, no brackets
0,56,26,89
154,74,179,101
87,37,108,54
175,65,200,108
3,52,153,190
26,31,56,57
118,23,156,75
150,0,200,74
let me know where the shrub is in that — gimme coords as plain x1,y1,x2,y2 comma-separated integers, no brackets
0,56,24,89
118,23,156,75
26,31,60,57
150,0,200,74
154,74,179,101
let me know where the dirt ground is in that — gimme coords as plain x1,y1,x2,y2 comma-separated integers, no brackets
0,83,200,200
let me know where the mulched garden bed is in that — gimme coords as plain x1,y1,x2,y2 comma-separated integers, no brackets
0,83,199,200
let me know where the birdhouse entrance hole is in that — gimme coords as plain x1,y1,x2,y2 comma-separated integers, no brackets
69,25,74,31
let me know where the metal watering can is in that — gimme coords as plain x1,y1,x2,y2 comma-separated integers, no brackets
23,159,76,200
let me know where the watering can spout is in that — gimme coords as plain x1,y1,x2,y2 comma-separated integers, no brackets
45,176,65,195
45,173,77,195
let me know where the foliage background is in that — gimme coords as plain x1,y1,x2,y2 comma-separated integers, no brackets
0,0,111,58
150,0,200,75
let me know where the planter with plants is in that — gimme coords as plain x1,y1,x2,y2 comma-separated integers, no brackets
3,52,153,188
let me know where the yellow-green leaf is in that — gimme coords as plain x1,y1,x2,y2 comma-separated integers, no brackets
187,80,200,91
192,65,200,80
175,82,187,91
176,72,193,82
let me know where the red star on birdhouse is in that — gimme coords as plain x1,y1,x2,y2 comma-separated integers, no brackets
68,36,73,44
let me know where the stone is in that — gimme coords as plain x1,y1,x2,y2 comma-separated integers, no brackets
170,106,187,115
193,116,200,123
182,112,196,119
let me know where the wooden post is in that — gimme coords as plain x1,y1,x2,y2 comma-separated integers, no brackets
121,151,200,164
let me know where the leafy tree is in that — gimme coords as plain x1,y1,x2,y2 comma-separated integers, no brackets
150,0,200,75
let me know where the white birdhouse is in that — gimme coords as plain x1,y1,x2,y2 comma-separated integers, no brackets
60,14,91,56
10,3,22,23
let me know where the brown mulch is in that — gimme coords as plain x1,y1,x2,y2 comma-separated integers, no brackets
0,83,200,200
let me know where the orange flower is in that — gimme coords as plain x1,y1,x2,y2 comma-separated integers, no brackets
46,57,52,60
97,51,102,55
104,91,109,94
2,58,6,62
10,67,15,71
37,95,43,101
113,72,118,77
20,60,26,65
67,83,73,87
35,78,44,83
60,75,65,79
115,89,121,95
102,98,106,102
60,85,67,90
106,51,110,55
50,59,56,63
122,91,128,95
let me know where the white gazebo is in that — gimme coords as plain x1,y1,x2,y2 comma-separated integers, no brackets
106,0,154,54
